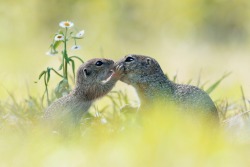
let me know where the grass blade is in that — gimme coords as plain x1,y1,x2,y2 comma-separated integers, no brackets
240,86,248,111
205,72,231,94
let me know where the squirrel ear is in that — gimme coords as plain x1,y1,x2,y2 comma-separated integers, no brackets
83,68,91,77
146,58,152,65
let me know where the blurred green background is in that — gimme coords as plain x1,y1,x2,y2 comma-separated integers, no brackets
1,0,250,101
1,2,250,166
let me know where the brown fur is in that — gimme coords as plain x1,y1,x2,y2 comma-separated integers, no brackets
115,54,219,122
44,58,119,133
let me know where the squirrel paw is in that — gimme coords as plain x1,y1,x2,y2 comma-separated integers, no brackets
112,64,125,79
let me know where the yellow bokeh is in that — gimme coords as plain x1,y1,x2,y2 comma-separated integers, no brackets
1,1,250,166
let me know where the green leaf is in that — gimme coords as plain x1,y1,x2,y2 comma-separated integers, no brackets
47,67,51,83
69,56,84,63
51,68,63,78
58,63,63,71
52,41,62,50
43,72,47,86
65,56,70,63
68,59,76,80
205,72,231,94
38,71,46,80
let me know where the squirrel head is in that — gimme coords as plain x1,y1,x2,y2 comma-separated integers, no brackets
115,54,165,85
76,58,115,87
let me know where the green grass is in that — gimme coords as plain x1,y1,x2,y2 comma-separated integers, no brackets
0,74,250,167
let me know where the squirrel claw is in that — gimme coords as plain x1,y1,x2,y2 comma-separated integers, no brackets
111,64,125,79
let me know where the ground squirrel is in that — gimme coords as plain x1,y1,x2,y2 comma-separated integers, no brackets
44,58,119,132
114,54,218,121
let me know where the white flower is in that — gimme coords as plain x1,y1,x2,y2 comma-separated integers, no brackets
59,21,74,28
100,118,108,124
71,45,81,50
75,30,85,38
54,34,64,41
46,50,58,56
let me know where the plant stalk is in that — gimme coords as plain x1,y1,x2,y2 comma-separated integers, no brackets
63,28,69,89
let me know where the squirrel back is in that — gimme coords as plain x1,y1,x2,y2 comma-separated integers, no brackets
115,54,218,121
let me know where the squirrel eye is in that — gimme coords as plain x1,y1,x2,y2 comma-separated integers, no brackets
95,61,103,66
125,57,134,62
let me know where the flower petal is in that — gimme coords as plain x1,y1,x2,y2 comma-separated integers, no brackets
75,30,85,38
71,45,81,50
59,21,74,28
54,34,64,41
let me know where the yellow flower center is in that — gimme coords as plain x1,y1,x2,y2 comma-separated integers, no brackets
64,22,70,26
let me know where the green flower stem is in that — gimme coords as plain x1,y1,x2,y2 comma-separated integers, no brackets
44,72,50,105
63,28,68,81
62,52,65,77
